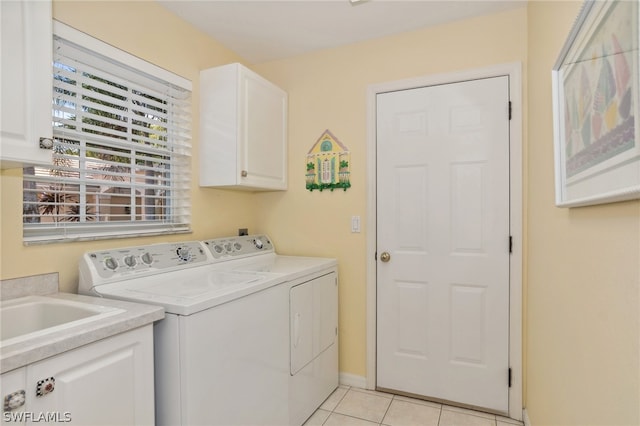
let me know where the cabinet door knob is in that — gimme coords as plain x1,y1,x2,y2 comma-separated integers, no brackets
4,390,26,411
39,137,54,150
241,170,248,177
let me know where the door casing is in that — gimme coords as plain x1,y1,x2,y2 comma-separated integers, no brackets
365,62,523,421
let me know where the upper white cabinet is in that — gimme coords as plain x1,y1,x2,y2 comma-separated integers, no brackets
199,63,288,191
0,0,53,169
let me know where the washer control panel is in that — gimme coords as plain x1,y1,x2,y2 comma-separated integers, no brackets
82,241,209,281
203,235,274,260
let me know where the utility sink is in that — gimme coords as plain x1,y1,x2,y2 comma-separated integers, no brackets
0,295,124,347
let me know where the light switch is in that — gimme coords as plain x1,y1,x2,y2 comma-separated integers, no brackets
351,216,361,233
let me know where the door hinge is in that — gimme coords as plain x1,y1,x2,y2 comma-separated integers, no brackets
509,236,513,254
508,101,512,120
374,251,377,261
508,367,512,387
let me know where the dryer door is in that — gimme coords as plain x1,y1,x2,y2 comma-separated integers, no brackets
290,272,337,375
290,280,313,375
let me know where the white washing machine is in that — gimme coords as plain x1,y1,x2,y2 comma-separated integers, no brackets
78,235,338,426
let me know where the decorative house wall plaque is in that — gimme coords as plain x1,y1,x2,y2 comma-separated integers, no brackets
306,129,351,191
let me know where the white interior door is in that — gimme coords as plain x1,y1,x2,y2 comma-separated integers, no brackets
376,76,510,412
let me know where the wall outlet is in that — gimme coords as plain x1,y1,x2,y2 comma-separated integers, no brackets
238,228,248,236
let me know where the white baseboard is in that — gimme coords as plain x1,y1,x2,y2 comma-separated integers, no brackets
339,372,368,389
522,408,531,426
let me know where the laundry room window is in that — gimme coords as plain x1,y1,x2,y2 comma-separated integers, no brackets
22,22,192,244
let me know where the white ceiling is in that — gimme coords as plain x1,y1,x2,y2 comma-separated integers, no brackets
157,0,527,64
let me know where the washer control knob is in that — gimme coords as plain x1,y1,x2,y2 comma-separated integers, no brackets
141,252,153,265
104,257,118,270
234,242,242,251
214,245,223,254
123,255,137,268
176,247,192,262
254,238,263,249
224,243,232,252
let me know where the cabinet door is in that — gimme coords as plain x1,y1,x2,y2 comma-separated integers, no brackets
1,368,27,425
239,68,287,190
0,0,53,169
26,326,154,426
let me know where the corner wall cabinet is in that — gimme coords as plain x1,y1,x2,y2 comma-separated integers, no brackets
0,326,155,426
199,63,288,191
0,0,53,169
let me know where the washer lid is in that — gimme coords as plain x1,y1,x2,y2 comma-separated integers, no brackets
93,266,280,315
136,270,264,298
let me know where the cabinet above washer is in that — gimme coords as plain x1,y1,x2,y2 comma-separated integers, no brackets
199,63,287,191
0,0,53,169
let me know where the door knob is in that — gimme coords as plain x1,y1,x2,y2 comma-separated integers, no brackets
380,252,391,262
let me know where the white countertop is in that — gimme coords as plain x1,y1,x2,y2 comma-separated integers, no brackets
1,274,164,374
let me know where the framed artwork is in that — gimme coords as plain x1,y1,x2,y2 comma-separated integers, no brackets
552,0,640,207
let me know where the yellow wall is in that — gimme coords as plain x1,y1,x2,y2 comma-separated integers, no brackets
0,0,257,293
252,6,528,378
526,2,640,425
2,2,639,424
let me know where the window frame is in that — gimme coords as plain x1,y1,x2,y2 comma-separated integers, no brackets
22,21,193,244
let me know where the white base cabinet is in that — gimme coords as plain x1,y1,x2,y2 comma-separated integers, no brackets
1,326,154,426
0,0,53,169
199,63,288,191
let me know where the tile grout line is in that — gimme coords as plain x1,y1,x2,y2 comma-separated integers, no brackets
378,393,396,425
315,386,523,426
441,404,500,424
321,386,351,426
333,388,394,426
436,401,443,426
348,388,384,425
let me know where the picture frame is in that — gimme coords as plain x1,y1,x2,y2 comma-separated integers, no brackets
552,0,640,207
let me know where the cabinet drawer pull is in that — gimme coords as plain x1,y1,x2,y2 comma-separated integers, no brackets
36,377,55,397
241,170,248,177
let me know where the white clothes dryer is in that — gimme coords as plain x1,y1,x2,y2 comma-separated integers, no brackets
78,235,338,426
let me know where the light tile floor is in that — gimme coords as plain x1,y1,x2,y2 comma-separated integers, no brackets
305,386,524,426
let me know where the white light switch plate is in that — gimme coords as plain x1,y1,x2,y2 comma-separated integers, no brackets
351,215,361,233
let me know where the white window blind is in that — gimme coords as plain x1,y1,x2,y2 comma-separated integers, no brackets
23,23,192,243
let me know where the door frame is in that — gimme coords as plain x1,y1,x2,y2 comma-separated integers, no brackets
365,62,523,421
